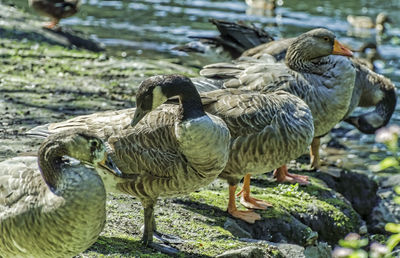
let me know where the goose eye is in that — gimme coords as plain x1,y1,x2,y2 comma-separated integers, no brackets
323,37,329,42
90,140,99,151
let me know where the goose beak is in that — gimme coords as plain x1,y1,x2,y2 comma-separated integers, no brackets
130,108,147,128
99,154,123,177
332,39,353,57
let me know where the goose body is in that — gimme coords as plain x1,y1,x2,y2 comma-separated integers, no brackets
199,88,314,183
0,130,121,257
29,74,231,253
29,0,81,29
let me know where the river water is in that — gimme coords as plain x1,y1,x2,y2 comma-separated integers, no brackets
8,0,400,174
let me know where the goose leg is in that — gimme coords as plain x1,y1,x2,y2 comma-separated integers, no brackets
310,137,321,170
43,18,60,30
142,201,180,255
273,165,309,185
237,174,273,209
228,184,261,224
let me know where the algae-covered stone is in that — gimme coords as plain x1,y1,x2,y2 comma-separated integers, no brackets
216,246,266,258
224,218,253,239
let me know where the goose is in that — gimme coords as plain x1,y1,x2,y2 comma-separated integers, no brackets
198,28,356,182
180,20,396,174
28,0,81,29
347,12,391,34
27,74,314,225
245,0,276,16
239,33,396,147
0,129,121,257
28,74,231,253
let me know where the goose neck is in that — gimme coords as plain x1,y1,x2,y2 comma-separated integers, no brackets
167,81,205,121
38,139,69,190
285,47,322,74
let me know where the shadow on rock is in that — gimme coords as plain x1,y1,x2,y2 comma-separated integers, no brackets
86,236,212,258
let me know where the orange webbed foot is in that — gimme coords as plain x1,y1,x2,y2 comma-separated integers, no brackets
43,19,60,30
273,165,310,185
228,209,261,224
236,174,273,210
236,190,272,210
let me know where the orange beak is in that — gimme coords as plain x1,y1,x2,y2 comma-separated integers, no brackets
332,39,353,57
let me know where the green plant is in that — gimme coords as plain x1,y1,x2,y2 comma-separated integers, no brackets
332,125,400,257
371,125,400,171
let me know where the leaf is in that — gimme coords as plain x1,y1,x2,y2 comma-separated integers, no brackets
372,157,399,172
385,223,400,233
386,233,400,252
339,238,368,249
394,186,400,195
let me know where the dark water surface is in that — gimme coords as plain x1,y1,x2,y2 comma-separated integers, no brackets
8,0,400,173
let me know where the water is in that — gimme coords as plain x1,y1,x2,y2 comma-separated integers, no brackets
6,0,400,173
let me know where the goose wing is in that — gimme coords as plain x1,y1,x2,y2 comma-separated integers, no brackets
200,59,309,98
101,105,190,179
0,157,47,219
201,89,309,137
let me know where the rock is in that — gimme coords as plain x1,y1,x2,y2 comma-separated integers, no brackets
304,242,332,258
224,218,253,239
316,169,378,218
369,186,400,233
275,243,305,258
216,246,266,258
237,215,318,246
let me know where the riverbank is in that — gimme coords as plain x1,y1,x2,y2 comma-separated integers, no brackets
0,3,398,257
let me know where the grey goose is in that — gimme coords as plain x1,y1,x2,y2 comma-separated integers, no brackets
0,130,121,257
198,28,356,184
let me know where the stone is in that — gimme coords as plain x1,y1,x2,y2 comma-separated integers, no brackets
216,246,265,258
304,242,332,258
275,243,305,258
316,169,378,218
369,187,400,233
224,218,253,239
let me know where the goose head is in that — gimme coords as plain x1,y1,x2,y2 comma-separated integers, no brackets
38,130,122,189
131,74,204,127
285,28,353,73
376,12,391,33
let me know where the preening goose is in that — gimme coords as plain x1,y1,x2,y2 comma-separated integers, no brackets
28,74,231,253
29,0,81,29
0,130,121,257
199,28,356,183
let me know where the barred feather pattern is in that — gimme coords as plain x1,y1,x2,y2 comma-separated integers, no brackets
200,55,356,137
199,90,314,185
0,157,106,257
108,105,230,199
27,104,231,201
